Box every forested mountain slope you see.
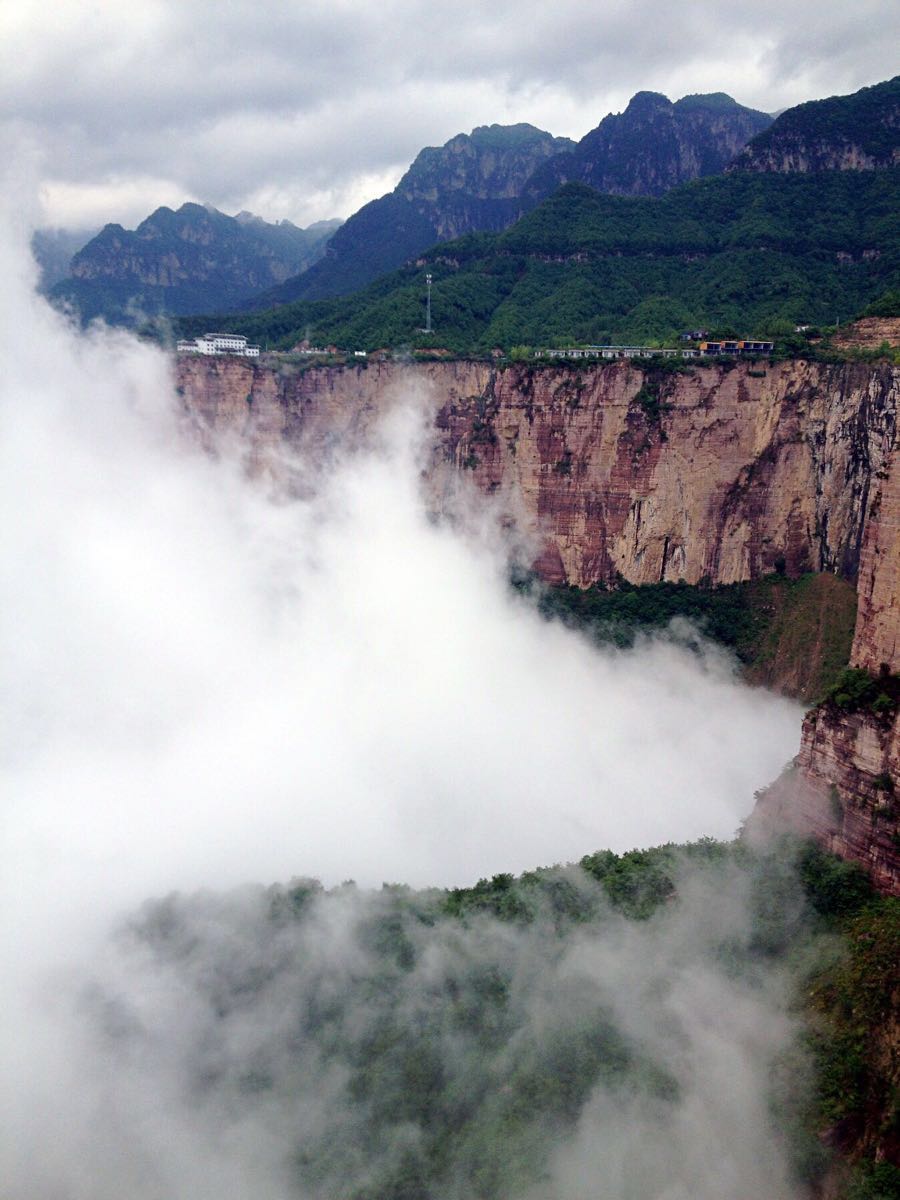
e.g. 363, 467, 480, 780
732, 75, 900, 173
187, 168, 900, 351
77, 837, 899, 1200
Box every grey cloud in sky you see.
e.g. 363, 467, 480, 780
3, 0, 898, 228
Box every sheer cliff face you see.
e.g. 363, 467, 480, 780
770, 416, 900, 894
177, 356, 898, 590
753, 699, 900, 895
853, 441, 900, 675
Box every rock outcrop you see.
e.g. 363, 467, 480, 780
832, 317, 900, 351
177, 353, 900, 889
747, 372, 900, 892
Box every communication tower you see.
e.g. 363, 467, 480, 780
421, 273, 433, 334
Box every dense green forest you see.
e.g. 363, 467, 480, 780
522, 572, 858, 703
104, 837, 899, 1199
178, 169, 900, 353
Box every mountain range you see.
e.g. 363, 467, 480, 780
176, 74, 898, 352
48, 205, 341, 323
46, 75, 900, 339
252, 92, 772, 307
48, 88, 773, 325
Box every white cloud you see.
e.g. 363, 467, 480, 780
0, 194, 800, 920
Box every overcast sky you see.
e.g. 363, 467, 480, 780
3, 0, 899, 231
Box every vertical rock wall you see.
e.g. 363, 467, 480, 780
767, 402, 900, 892
177, 356, 898, 590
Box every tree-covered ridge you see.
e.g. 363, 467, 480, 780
863, 290, 900, 318
96, 838, 898, 1199
183, 167, 900, 352
733, 75, 900, 172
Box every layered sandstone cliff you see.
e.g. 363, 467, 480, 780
177, 352, 900, 889
762, 423, 900, 892
177, 355, 898, 589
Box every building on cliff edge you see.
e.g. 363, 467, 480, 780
176, 333, 260, 358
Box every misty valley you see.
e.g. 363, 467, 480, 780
4, 65, 900, 1200
4, 259, 897, 1198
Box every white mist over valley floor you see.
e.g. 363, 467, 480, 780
0, 208, 805, 1198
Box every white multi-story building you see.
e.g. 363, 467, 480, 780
176, 332, 260, 357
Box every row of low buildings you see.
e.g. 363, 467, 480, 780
175, 335, 374, 360
174, 333, 776, 363
176, 333, 260, 357
536, 339, 774, 361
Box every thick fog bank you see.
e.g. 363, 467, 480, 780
0, 233, 800, 901
1, 209, 803, 1197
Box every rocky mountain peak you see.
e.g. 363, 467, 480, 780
624, 90, 672, 115
523, 89, 771, 201
397, 123, 574, 203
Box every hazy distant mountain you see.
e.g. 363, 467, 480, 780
523, 91, 772, 202
51, 204, 342, 323
31, 226, 98, 292
730, 75, 900, 173
255, 124, 574, 305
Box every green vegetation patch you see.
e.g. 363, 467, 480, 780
123, 832, 900, 1200
862, 290, 900, 319
522, 572, 857, 702
825, 668, 900, 716
807, 897, 900, 1170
